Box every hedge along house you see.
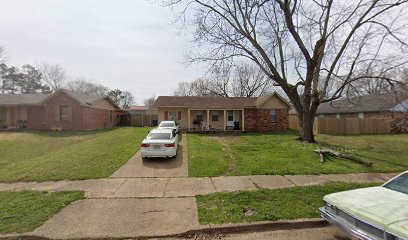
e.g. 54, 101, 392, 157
0, 89, 120, 130
153, 92, 290, 132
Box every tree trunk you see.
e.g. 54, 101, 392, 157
296, 108, 316, 143
302, 117, 315, 143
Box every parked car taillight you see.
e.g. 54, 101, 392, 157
165, 143, 175, 148
141, 143, 150, 147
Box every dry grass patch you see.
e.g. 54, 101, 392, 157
0, 132, 30, 141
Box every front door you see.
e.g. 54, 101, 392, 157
227, 110, 234, 127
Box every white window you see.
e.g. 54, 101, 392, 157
169, 111, 177, 121
211, 111, 219, 121
270, 109, 277, 123
358, 113, 364, 119
336, 113, 340, 119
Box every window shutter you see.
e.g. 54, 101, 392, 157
178, 111, 181, 120
164, 111, 168, 120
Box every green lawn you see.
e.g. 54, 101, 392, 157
0, 191, 83, 234
188, 131, 408, 177
0, 127, 150, 182
197, 182, 377, 224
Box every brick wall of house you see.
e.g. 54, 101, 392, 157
82, 107, 118, 130
27, 92, 84, 130
245, 108, 288, 131
27, 106, 46, 129
26, 91, 118, 131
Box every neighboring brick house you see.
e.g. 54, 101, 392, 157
316, 92, 408, 119
315, 92, 408, 133
0, 90, 120, 131
153, 92, 290, 132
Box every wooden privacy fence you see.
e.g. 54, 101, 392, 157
288, 115, 391, 135
288, 115, 299, 130
130, 114, 158, 127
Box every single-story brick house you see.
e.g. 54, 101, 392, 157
153, 92, 290, 131
316, 92, 408, 119
0, 89, 120, 131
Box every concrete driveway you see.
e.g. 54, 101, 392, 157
110, 133, 188, 178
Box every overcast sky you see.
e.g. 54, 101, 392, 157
0, 0, 200, 104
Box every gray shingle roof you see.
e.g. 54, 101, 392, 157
0, 93, 50, 106
67, 91, 107, 106
317, 92, 408, 114
153, 92, 289, 109
153, 96, 257, 109
0, 90, 117, 108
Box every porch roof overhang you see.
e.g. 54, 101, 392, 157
158, 106, 188, 108
189, 108, 246, 110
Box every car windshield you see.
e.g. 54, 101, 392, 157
159, 122, 175, 127
383, 173, 408, 194
147, 132, 171, 140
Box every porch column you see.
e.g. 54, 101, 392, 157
6, 107, 10, 126
15, 105, 17, 128
207, 109, 210, 130
223, 110, 226, 131
242, 109, 245, 131
188, 109, 191, 130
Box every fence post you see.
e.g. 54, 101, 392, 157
342, 118, 346, 135
314, 117, 319, 134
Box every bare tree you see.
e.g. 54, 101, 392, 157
174, 62, 272, 97
144, 96, 156, 107
174, 81, 195, 96
232, 63, 271, 97
121, 91, 135, 109
0, 47, 5, 64
108, 89, 136, 109
65, 77, 109, 95
39, 63, 66, 91
167, 0, 408, 142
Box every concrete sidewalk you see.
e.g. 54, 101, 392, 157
0, 173, 397, 239
32, 197, 201, 239
0, 172, 397, 198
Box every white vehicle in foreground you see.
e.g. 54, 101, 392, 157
158, 121, 180, 133
320, 171, 408, 240
140, 128, 179, 158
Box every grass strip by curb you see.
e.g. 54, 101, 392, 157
197, 182, 378, 224
0, 190, 84, 234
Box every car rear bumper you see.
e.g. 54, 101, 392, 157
140, 148, 177, 158
320, 207, 378, 240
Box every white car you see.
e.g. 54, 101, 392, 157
158, 121, 180, 133
140, 128, 179, 158
320, 171, 408, 240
